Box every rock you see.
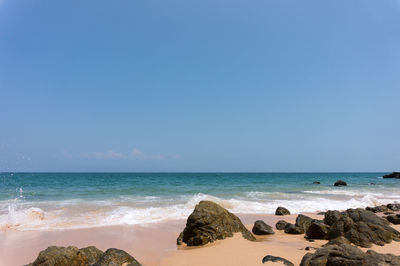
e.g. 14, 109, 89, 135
275, 220, 289, 230
324, 208, 400, 247
275, 206, 290, 216
284, 223, 304, 234
252, 220, 274, 235
387, 203, 400, 211
93, 248, 141, 266
387, 214, 400, 225
384, 211, 395, 215
262, 255, 294, 266
366, 205, 389, 213
369, 182, 375, 185
27, 246, 141, 266
313, 181, 320, 184
306, 221, 329, 240
79, 246, 104, 265
383, 172, 400, 179
334, 180, 347, 186
305, 246, 316, 251
296, 214, 314, 232
300, 243, 400, 266
317, 212, 326, 215
177, 201, 255, 246
323, 236, 351, 246
27, 246, 89, 266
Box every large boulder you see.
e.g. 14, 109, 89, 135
334, 180, 347, 186
252, 220, 274, 235
284, 223, 304, 234
93, 248, 141, 266
300, 243, 400, 266
284, 214, 315, 235
383, 172, 400, 179
275, 207, 290, 216
27, 246, 141, 266
177, 201, 255, 246
324, 208, 400, 247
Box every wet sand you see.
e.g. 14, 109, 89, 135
2, 213, 400, 266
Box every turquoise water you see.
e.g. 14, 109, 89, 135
1, 172, 399, 230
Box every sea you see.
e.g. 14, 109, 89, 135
1, 172, 398, 231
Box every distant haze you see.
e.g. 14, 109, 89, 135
0, 0, 399, 172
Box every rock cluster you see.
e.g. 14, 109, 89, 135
300, 243, 400, 266
26, 246, 141, 266
177, 201, 255, 246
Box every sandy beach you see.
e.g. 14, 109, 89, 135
2, 212, 400, 266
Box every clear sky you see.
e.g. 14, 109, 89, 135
0, 0, 399, 172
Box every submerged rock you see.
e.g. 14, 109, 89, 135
300, 243, 400, 266
252, 220, 274, 235
383, 172, 400, 179
177, 200, 255, 246
324, 208, 400, 247
275, 206, 290, 216
313, 181, 320, 184
334, 180, 347, 186
26, 246, 141, 266
262, 255, 294, 266
275, 220, 289, 230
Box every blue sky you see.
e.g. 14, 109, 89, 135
0, 0, 399, 172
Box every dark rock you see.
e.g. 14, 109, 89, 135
296, 214, 314, 232
275, 220, 289, 230
284, 223, 304, 234
26, 246, 141, 266
387, 214, 400, 225
177, 201, 255, 246
252, 220, 274, 235
323, 236, 351, 246
366, 205, 389, 213
306, 221, 329, 240
305, 246, 316, 251
262, 255, 294, 266
387, 203, 400, 211
384, 211, 395, 215
313, 181, 320, 184
334, 180, 347, 186
275, 206, 290, 216
317, 212, 326, 216
323, 208, 400, 247
369, 182, 375, 185
383, 172, 400, 179
300, 243, 400, 266
93, 248, 141, 266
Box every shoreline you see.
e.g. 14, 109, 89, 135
3, 211, 400, 266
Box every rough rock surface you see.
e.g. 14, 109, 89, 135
387, 203, 400, 211
366, 205, 389, 213
324, 208, 400, 247
262, 255, 294, 266
300, 243, 400, 266
334, 180, 347, 186
296, 214, 314, 232
306, 221, 329, 240
383, 172, 400, 179
284, 223, 304, 234
177, 200, 255, 246
276, 220, 289, 230
27, 246, 141, 266
252, 220, 274, 235
93, 248, 141, 266
387, 214, 400, 225
275, 206, 290, 216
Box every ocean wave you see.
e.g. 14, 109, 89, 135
2, 191, 400, 231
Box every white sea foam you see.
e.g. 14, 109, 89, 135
2, 191, 400, 231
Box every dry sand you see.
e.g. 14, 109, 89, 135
2, 213, 400, 266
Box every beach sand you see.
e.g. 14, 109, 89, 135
2, 213, 400, 266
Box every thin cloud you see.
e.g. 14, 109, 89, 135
80, 148, 180, 160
